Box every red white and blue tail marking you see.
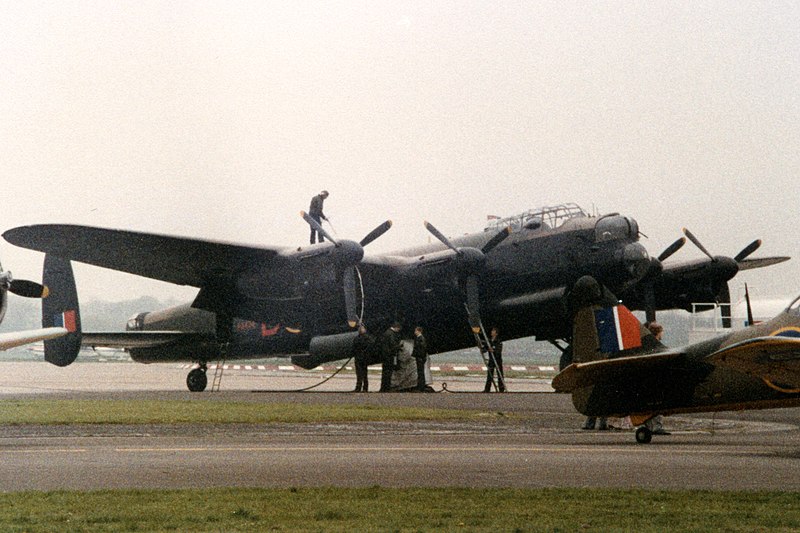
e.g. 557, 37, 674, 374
594, 305, 642, 353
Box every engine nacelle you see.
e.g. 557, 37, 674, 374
291, 331, 359, 369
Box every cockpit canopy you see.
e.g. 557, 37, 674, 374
595, 215, 639, 243
484, 203, 588, 233
485, 204, 640, 243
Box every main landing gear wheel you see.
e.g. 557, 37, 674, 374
635, 426, 652, 444
187, 367, 208, 392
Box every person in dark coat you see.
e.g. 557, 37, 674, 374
482, 326, 506, 392
411, 326, 428, 391
379, 322, 402, 392
308, 190, 329, 244
643, 321, 669, 435
351, 324, 375, 392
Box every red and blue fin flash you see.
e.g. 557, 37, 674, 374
52, 310, 77, 332
595, 305, 642, 353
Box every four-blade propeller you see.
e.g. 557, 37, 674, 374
643, 229, 788, 328
423, 221, 512, 333
682, 228, 762, 328
301, 212, 392, 327
644, 228, 786, 328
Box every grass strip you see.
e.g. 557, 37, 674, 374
1, 487, 799, 532
0, 399, 493, 425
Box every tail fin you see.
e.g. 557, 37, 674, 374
42, 254, 81, 366
570, 276, 652, 363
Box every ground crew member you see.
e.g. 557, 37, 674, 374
379, 322, 402, 392
308, 190, 329, 244
644, 321, 669, 435
482, 326, 506, 392
412, 326, 428, 392
351, 324, 375, 392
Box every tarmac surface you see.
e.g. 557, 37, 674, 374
3, 362, 800, 492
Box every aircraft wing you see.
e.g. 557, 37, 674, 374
82, 331, 211, 349
552, 351, 686, 393
3, 224, 287, 287
660, 255, 790, 276
707, 336, 800, 389
0, 327, 68, 351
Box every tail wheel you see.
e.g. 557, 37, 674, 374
187, 367, 208, 392
635, 426, 652, 444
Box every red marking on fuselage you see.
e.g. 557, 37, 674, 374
261, 323, 280, 337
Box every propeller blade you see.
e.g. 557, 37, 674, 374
657, 237, 686, 262
682, 228, 715, 261
9, 279, 49, 298
718, 283, 731, 328
737, 256, 790, 272
744, 283, 754, 327
465, 275, 481, 333
359, 220, 393, 247
734, 239, 762, 263
343, 266, 359, 328
424, 221, 459, 253
481, 226, 512, 254
300, 211, 337, 244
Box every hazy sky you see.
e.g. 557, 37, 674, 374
1, 1, 798, 307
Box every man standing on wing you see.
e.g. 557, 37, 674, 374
308, 190, 329, 244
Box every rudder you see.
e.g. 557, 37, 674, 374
42, 254, 81, 366
569, 276, 647, 363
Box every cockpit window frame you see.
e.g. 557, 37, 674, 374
484, 203, 588, 233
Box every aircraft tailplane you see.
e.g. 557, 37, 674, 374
42, 254, 81, 366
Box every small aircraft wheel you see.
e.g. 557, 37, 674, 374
635, 426, 652, 444
187, 368, 208, 392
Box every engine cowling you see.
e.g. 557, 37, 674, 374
291, 331, 360, 369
